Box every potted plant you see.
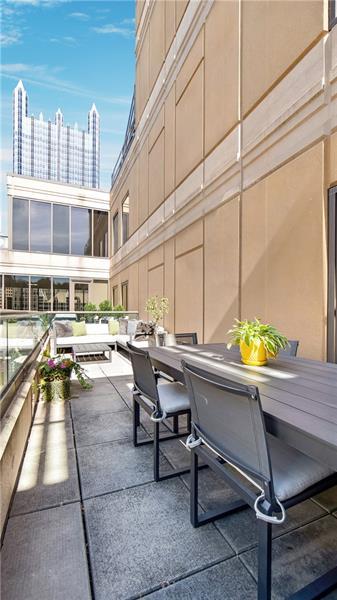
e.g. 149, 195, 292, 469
227, 318, 289, 366
37, 353, 92, 402
145, 296, 169, 345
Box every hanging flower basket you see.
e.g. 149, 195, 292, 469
41, 378, 71, 403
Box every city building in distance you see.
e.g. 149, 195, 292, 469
13, 80, 100, 189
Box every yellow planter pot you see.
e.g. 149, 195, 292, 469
240, 340, 268, 366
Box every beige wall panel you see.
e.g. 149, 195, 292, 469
241, 143, 325, 360
176, 29, 204, 102
204, 199, 240, 342
175, 219, 203, 257
138, 256, 148, 320
136, 28, 150, 123
149, 131, 165, 215
175, 247, 203, 342
148, 244, 164, 270
165, 0, 176, 54
204, 0, 239, 154
176, 0, 188, 29
164, 85, 176, 198
149, 106, 164, 151
164, 238, 175, 332
138, 139, 149, 226
128, 159, 139, 236
327, 131, 337, 188
128, 262, 139, 310
242, 0, 324, 115
136, 0, 145, 29
149, 0, 165, 92
176, 63, 204, 186
148, 265, 164, 300
90, 282, 108, 306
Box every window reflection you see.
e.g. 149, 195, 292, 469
74, 283, 88, 311
53, 205, 69, 254
71, 207, 92, 255
30, 201, 51, 252
122, 196, 129, 245
121, 281, 128, 310
53, 278, 69, 311
4, 275, 29, 310
13, 198, 29, 250
30, 276, 52, 311
93, 210, 108, 257
113, 212, 119, 254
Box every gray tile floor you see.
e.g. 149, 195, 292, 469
2, 354, 337, 600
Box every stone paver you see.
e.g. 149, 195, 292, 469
313, 485, 337, 513
1, 504, 91, 600
73, 409, 146, 447
85, 479, 234, 600
70, 391, 127, 418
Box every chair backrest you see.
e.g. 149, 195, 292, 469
279, 340, 299, 357
158, 332, 198, 346
182, 360, 273, 491
127, 343, 159, 408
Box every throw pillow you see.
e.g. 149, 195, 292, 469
54, 320, 73, 338
108, 319, 119, 335
127, 319, 139, 336
72, 321, 87, 336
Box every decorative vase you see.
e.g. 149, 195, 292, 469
41, 377, 71, 402
240, 340, 268, 366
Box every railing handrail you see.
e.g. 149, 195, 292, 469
1, 310, 139, 317
111, 88, 136, 187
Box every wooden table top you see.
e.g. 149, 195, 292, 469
148, 343, 337, 470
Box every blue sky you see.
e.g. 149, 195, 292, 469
0, 0, 136, 234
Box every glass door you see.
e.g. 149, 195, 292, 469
72, 282, 89, 312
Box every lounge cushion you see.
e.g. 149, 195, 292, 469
157, 382, 190, 415
119, 318, 128, 335
54, 320, 73, 337
72, 321, 87, 336
108, 319, 119, 335
127, 319, 139, 336
267, 434, 334, 501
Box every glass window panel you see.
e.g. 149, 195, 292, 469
53, 278, 69, 311
74, 283, 88, 311
71, 207, 92, 255
30, 276, 52, 311
4, 275, 29, 310
93, 210, 108, 257
53, 205, 69, 253
13, 198, 29, 250
113, 212, 119, 255
121, 281, 128, 310
122, 196, 129, 245
30, 201, 51, 252
112, 285, 118, 307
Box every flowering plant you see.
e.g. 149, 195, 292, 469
37, 353, 92, 391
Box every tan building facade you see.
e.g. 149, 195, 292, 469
110, 0, 337, 361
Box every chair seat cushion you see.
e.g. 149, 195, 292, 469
157, 381, 190, 415
267, 434, 335, 501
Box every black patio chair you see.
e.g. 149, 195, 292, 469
279, 339, 299, 357
127, 343, 192, 482
181, 361, 337, 600
157, 332, 198, 346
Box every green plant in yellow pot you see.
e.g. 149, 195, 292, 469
227, 318, 289, 366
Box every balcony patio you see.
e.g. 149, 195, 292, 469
2, 354, 337, 600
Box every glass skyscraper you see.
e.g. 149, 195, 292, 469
13, 80, 100, 189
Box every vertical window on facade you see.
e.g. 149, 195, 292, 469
329, 0, 337, 28
13, 198, 29, 251
113, 212, 119, 254
71, 207, 92, 255
53, 278, 69, 311
53, 204, 69, 253
0, 274, 2, 310
30, 276, 52, 311
121, 281, 128, 310
93, 210, 108, 257
4, 275, 29, 310
74, 282, 89, 311
112, 285, 118, 307
122, 195, 130, 245
30, 201, 51, 252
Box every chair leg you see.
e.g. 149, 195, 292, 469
190, 449, 199, 527
257, 519, 272, 600
172, 414, 179, 434
154, 421, 160, 482
133, 396, 140, 447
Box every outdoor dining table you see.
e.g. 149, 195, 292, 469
147, 342, 337, 600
